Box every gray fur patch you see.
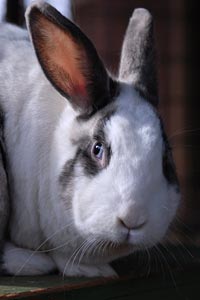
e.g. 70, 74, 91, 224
160, 121, 179, 188
59, 158, 76, 192
59, 106, 115, 190
75, 107, 115, 177
119, 8, 158, 106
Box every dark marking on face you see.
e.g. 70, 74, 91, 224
74, 122, 111, 177
59, 139, 99, 190
59, 106, 115, 188
160, 120, 179, 188
59, 158, 76, 189
78, 109, 114, 176
77, 147, 100, 176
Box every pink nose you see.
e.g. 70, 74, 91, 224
119, 218, 146, 230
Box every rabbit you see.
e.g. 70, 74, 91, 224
0, 1, 180, 277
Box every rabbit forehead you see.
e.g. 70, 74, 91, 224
59, 82, 161, 183
75, 83, 160, 140
69, 83, 161, 177
107, 84, 162, 159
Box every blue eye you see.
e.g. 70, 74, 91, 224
92, 142, 104, 160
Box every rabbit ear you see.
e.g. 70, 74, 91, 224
25, 2, 111, 114
119, 9, 158, 106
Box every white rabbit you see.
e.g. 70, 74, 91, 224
0, 1, 180, 277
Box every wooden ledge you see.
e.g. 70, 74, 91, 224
0, 245, 200, 299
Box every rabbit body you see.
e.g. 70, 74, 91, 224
0, 3, 180, 277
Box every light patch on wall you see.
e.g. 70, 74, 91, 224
0, 0, 6, 22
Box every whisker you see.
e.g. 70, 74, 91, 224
96, 239, 106, 258
154, 244, 177, 288
174, 216, 193, 233
75, 238, 95, 267
152, 246, 166, 280
70, 241, 89, 272
38, 237, 77, 253
168, 236, 194, 259
160, 243, 181, 268
85, 238, 100, 258
145, 247, 151, 277
95, 239, 107, 258
170, 224, 195, 245
62, 238, 91, 277
101, 240, 110, 257
171, 145, 200, 150
14, 221, 74, 276
169, 127, 200, 140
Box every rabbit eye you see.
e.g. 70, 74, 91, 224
92, 142, 104, 160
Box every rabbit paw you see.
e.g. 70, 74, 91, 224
52, 254, 117, 277
2, 242, 56, 275
65, 264, 118, 278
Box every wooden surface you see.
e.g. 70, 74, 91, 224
0, 245, 200, 299
0, 276, 107, 299
0, 270, 200, 300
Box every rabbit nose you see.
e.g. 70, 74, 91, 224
119, 217, 147, 231
118, 203, 147, 231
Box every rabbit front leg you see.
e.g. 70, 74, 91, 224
52, 253, 117, 278
2, 242, 56, 275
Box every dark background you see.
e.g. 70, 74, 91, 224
5, 0, 200, 245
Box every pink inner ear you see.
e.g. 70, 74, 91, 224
33, 14, 89, 104
72, 82, 88, 98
